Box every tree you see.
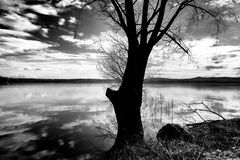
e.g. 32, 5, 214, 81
97, 33, 128, 82
64, 0, 238, 150
97, 33, 163, 83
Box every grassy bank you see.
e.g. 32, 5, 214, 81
92, 118, 240, 160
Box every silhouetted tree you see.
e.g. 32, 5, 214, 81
97, 33, 163, 83
62, 0, 238, 150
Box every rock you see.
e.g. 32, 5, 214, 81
156, 124, 193, 142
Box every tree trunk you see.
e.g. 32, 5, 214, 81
106, 47, 150, 149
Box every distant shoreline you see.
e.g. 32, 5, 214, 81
145, 77, 240, 85
1, 76, 240, 85
0, 76, 114, 84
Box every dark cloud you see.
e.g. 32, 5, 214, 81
0, 62, 10, 67
27, 5, 106, 54
0, 51, 49, 63
229, 54, 238, 58
185, 20, 240, 46
205, 65, 225, 71
0, 8, 8, 16
0, 1, 107, 56
211, 55, 226, 64
212, 60, 222, 64
229, 49, 240, 53
220, 22, 240, 46
211, 55, 226, 61
24, 0, 51, 5
211, 54, 238, 64
0, 24, 11, 29
0, 51, 80, 63
0, 52, 32, 60
204, 95, 226, 101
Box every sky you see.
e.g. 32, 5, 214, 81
0, 0, 240, 79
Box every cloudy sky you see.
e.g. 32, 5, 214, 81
0, 0, 240, 79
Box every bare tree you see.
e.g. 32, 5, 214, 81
97, 33, 128, 82
97, 33, 160, 82
57, 0, 238, 150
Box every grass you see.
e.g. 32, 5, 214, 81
92, 139, 204, 160
94, 116, 240, 160
189, 118, 240, 150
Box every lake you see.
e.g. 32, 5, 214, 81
0, 83, 240, 159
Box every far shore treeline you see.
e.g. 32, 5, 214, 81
0, 76, 114, 84
0, 76, 240, 85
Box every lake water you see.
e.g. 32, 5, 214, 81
0, 83, 240, 159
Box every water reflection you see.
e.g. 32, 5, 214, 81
0, 83, 240, 159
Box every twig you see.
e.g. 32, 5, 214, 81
180, 101, 225, 124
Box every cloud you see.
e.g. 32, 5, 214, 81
25, 13, 38, 20
0, 13, 40, 31
234, 67, 240, 74
209, 0, 240, 7
146, 36, 240, 78
211, 54, 227, 64
0, 0, 58, 16
205, 65, 226, 71
0, 47, 102, 79
0, 29, 31, 37
229, 49, 240, 53
0, 0, 25, 13
69, 17, 77, 24
220, 23, 240, 46
29, 4, 58, 16
229, 54, 237, 58
5, 61, 100, 79
0, 48, 97, 63
0, 0, 108, 79
1, 1, 240, 79
61, 35, 94, 47
40, 28, 48, 37
0, 36, 52, 54
58, 18, 65, 25
61, 31, 125, 52
0, 52, 33, 61
211, 55, 227, 61
56, 0, 91, 9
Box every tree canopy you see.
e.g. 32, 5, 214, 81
76, 0, 238, 54
80, 0, 239, 82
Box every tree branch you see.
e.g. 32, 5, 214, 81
164, 32, 190, 54
101, 9, 124, 29
125, 0, 138, 46
185, 3, 224, 36
146, 0, 162, 29
111, 0, 128, 33
150, 0, 192, 47
140, 0, 149, 46
148, 0, 168, 46
115, 0, 126, 16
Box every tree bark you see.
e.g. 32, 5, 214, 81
106, 47, 150, 150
